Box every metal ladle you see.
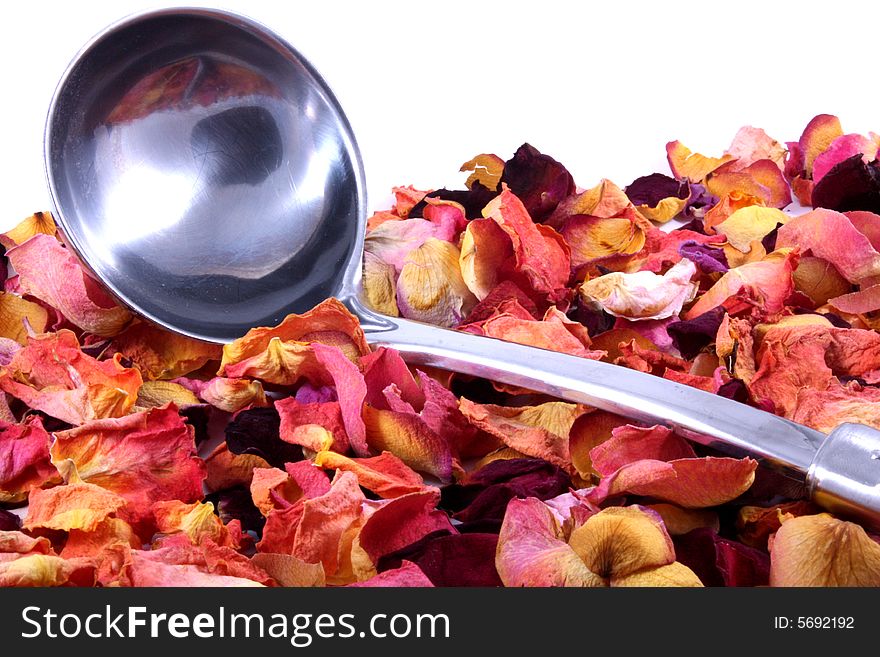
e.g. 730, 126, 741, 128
44, 8, 880, 526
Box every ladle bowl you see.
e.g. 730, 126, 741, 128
45, 8, 880, 527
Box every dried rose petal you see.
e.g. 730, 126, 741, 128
458, 217, 513, 301
714, 206, 789, 253
483, 188, 571, 300
0, 330, 142, 425
666, 141, 734, 182
776, 208, 880, 284
590, 456, 757, 508
50, 405, 206, 529
362, 251, 399, 316
313, 450, 428, 499
397, 238, 477, 327
495, 498, 600, 587
24, 482, 126, 533
153, 500, 239, 547
770, 514, 880, 586
349, 560, 433, 587
0, 212, 57, 248
459, 399, 586, 474
684, 251, 797, 320
725, 126, 786, 171
0, 415, 58, 503
706, 160, 791, 209
0, 554, 96, 587
579, 259, 697, 321
0, 292, 48, 344
250, 552, 325, 587
219, 298, 369, 384
589, 424, 695, 476
625, 173, 690, 223
5, 234, 131, 337
498, 143, 575, 222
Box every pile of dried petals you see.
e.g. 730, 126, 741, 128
2, 114, 880, 587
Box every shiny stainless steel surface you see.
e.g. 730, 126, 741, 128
807, 424, 880, 528
45, 8, 365, 343
46, 8, 880, 527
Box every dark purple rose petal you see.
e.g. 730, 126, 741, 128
180, 404, 212, 446
679, 240, 729, 274
499, 143, 576, 222
716, 379, 750, 404
625, 172, 689, 206
0, 508, 21, 531
378, 532, 502, 586
666, 307, 727, 359
409, 184, 499, 220
812, 155, 880, 213
567, 300, 615, 337
440, 458, 572, 522
676, 218, 708, 234
760, 222, 785, 252
673, 527, 770, 587
205, 485, 266, 537
683, 183, 718, 218
225, 406, 303, 467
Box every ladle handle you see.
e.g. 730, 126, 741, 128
354, 303, 880, 527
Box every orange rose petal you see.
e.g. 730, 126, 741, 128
50, 405, 206, 529
0, 211, 57, 248
0, 530, 53, 556
459, 399, 586, 475
313, 450, 427, 499
24, 482, 127, 532
495, 497, 602, 587
0, 554, 96, 587
258, 471, 365, 581
466, 308, 605, 359
0, 292, 48, 345
799, 114, 844, 177
128, 538, 273, 587
153, 500, 239, 547
219, 298, 370, 382
706, 159, 792, 209
0, 330, 142, 425
483, 187, 570, 300
666, 141, 735, 182
204, 443, 270, 492
769, 514, 880, 586
684, 251, 798, 320
460, 153, 505, 190
568, 410, 631, 480
589, 456, 757, 508
110, 321, 221, 380
391, 185, 430, 217
250, 552, 326, 587
363, 405, 455, 482
5, 233, 131, 337
561, 215, 648, 269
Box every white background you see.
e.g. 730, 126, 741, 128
1, 0, 878, 231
